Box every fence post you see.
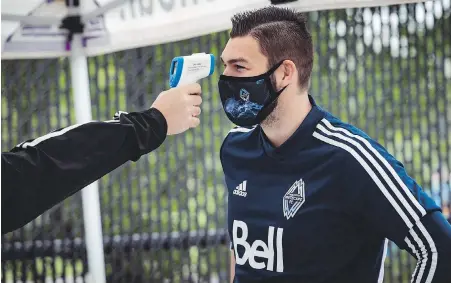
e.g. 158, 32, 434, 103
69, 33, 106, 283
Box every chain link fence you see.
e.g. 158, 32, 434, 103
2, 3, 450, 283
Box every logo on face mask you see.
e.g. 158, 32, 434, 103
239, 89, 250, 101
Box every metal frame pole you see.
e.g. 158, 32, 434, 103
69, 32, 106, 283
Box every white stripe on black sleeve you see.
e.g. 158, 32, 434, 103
313, 118, 438, 283
405, 221, 438, 283
408, 229, 429, 282
312, 130, 414, 227
416, 222, 438, 283
377, 239, 389, 283
405, 235, 422, 282
19, 120, 119, 148
21, 123, 84, 148
321, 119, 426, 217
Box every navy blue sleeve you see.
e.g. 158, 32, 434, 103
346, 146, 441, 246
314, 117, 450, 282
404, 211, 451, 283
345, 142, 451, 283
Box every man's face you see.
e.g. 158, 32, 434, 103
220, 36, 281, 127
221, 36, 269, 77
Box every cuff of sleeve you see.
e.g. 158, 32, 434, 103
125, 107, 169, 160
148, 108, 168, 137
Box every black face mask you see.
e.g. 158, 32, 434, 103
218, 61, 288, 127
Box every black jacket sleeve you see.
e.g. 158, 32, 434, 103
1, 108, 167, 234
403, 211, 451, 283
345, 142, 451, 283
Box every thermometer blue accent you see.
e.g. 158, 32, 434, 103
169, 57, 184, 88
209, 54, 215, 76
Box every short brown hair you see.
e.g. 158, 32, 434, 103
230, 6, 313, 89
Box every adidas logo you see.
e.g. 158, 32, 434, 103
233, 181, 247, 197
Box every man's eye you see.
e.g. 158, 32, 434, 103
235, 65, 245, 71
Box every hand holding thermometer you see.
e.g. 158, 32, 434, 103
169, 53, 215, 88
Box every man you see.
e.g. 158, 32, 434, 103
219, 6, 451, 283
2, 83, 202, 234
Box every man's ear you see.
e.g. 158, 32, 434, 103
280, 60, 296, 83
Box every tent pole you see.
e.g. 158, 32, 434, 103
69, 33, 106, 283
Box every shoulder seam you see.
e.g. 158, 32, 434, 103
220, 126, 257, 163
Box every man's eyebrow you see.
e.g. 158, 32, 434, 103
220, 57, 249, 64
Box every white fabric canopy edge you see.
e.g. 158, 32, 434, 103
1, 0, 425, 60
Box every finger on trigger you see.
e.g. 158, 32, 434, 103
190, 95, 202, 106
186, 83, 201, 94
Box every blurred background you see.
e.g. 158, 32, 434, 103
1, 1, 450, 282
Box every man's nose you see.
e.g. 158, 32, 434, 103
222, 67, 233, 76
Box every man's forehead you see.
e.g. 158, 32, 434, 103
220, 55, 249, 64
221, 36, 262, 63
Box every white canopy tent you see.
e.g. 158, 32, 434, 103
1, 0, 424, 282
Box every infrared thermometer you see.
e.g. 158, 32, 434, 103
169, 53, 215, 88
